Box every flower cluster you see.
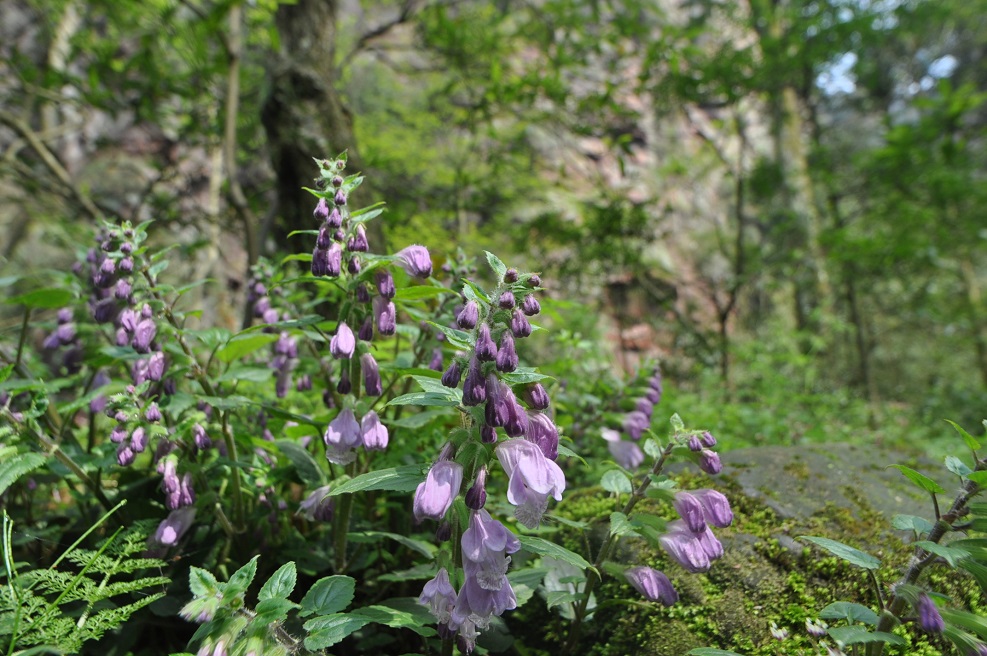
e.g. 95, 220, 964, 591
687, 428, 722, 475
601, 364, 663, 470
323, 407, 388, 465
659, 489, 732, 573
42, 308, 82, 374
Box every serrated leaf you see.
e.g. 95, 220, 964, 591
946, 456, 973, 477
601, 470, 632, 495
302, 613, 369, 649
946, 420, 981, 450
891, 514, 934, 535
799, 536, 880, 570
609, 512, 638, 537
215, 333, 279, 363
642, 438, 662, 459
259, 562, 297, 601
254, 597, 298, 624
484, 251, 508, 279
223, 556, 259, 601
329, 466, 425, 496
913, 541, 969, 566
517, 535, 594, 574
888, 465, 945, 494
275, 440, 325, 487
828, 626, 905, 646
352, 598, 437, 637
299, 576, 355, 617
819, 601, 879, 626
0, 452, 47, 496
5, 288, 73, 309
348, 531, 436, 559
188, 567, 219, 597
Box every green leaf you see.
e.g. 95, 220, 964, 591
329, 466, 426, 496
508, 567, 548, 608
517, 535, 594, 574
0, 363, 14, 384
254, 597, 298, 624
0, 452, 46, 496
891, 514, 934, 535
556, 444, 585, 463
217, 364, 274, 384
425, 321, 472, 350
5, 288, 73, 309
188, 567, 219, 598
299, 576, 356, 617
642, 439, 663, 459
827, 626, 905, 646
946, 419, 981, 451
215, 333, 279, 363
484, 251, 508, 279
968, 471, 987, 486
798, 536, 880, 570
888, 465, 945, 494
303, 613, 370, 649
347, 531, 436, 559
394, 285, 451, 301
223, 556, 259, 601
275, 440, 325, 487
609, 512, 638, 538
351, 598, 437, 637
913, 541, 970, 566
601, 470, 632, 495
941, 608, 987, 640
686, 650, 746, 656
946, 456, 974, 477
500, 368, 553, 385
385, 391, 461, 408
545, 590, 583, 610
259, 562, 297, 601
819, 601, 879, 626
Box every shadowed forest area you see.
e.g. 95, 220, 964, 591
2, 0, 987, 654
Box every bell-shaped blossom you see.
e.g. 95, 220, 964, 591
692, 489, 733, 528
622, 410, 650, 441
361, 410, 388, 450
603, 428, 645, 470
358, 315, 374, 341
461, 509, 520, 589
330, 322, 355, 359
495, 332, 518, 372
495, 439, 565, 529
498, 291, 515, 309
347, 224, 369, 252
324, 408, 362, 464
130, 427, 148, 453
474, 324, 497, 362
327, 206, 343, 228
313, 197, 330, 220
414, 459, 463, 521
419, 568, 457, 626
701, 431, 717, 447
132, 319, 157, 353
484, 375, 511, 428
374, 270, 395, 299
625, 566, 678, 607
523, 383, 550, 410
698, 449, 723, 475
361, 353, 382, 396
395, 244, 432, 278
457, 301, 479, 329
462, 359, 486, 406
441, 360, 462, 388
659, 528, 711, 573
673, 492, 707, 533
525, 411, 559, 460
153, 506, 196, 547
192, 423, 212, 450
373, 297, 396, 336
298, 484, 335, 522
465, 467, 488, 510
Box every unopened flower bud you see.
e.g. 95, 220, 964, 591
480, 424, 497, 444
337, 367, 351, 394
441, 361, 462, 388
510, 310, 532, 338
435, 521, 452, 542
334, 190, 347, 206
496, 332, 518, 372
327, 207, 343, 229
520, 294, 540, 316
523, 383, 550, 410
474, 324, 497, 362
498, 290, 515, 309
428, 348, 443, 371
330, 322, 356, 359
347, 257, 361, 274
356, 282, 371, 303
395, 244, 432, 278
313, 198, 330, 221
457, 301, 479, 329
145, 403, 162, 422
698, 449, 722, 475
528, 274, 541, 287
688, 435, 703, 452
465, 467, 488, 510
701, 431, 717, 447
361, 353, 382, 396
462, 359, 486, 406
916, 593, 944, 633
347, 224, 368, 252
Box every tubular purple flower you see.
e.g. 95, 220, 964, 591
130, 426, 148, 453
441, 360, 462, 388
116, 443, 136, 466
325, 242, 343, 277
330, 322, 356, 359
373, 297, 396, 336
635, 396, 654, 418
688, 435, 703, 452
465, 467, 488, 510
474, 324, 497, 362
312, 246, 331, 277
297, 485, 335, 521
607, 437, 645, 470
316, 224, 333, 249
413, 459, 464, 521
375, 270, 395, 299
462, 359, 486, 406
625, 567, 678, 606
324, 408, 362, 464
419, 568, 458, 625
337, 367, 351, 394
395, 244, 432, 278
645, 387, 660, 404
520, 294, 540, 316
698, 449, 723, 475
314, 197, 330, 220
701, 431, 717, 448
484, 375, 510, 428
525, 411, 559, 460
498, 291, 515, 309
192, 423, 211, 450
916, 593, 944, 633
361, 410, 388, 450
334, 189, 347, 206
495, 332, 518, 373
114, 279, 132, 300
429, 348, 444, 371
179, 473, 195, 507
132, 319, 157, 353
480, 425, 497, 444
356, 282, 371, 303
659, 529, 711, 573
457, 301, 480, 329
622, 410, 650, 441
510, 310, 532, 338
673, 492, 707, 533
327, 207, 343, 228
692, 489, 733, 527
495, 439, 565, 529
147, 351, 166, 381
358, 315, 374, 341
153, 507, 196, 547
361, 353, 382, 396
503, 390, 528, 438
523, 383, 550, 410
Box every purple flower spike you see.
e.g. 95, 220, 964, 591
510, 310, 532, 338
495, 439, 566, 529
420, 568, 458, 626
361, 410, 388, 450
625, 566, 678, 607
916, 593, 944, 633
525, 411, 559, 460
298, 484, 334, 522
457, 301, 480, 329
361, 353, 382, 396
414, 459, 464, 521
474, 324, 497, 362
693, 489, 733, 527
324, 408, 362, 464
523, 383, 550, 410
395, 244, 432, 278
153, 507, 196, 547
659, 529, 711, 573
462, 359, 486, 406
698, 449, 722, 475
441, 360, 462, 388
520, 294, 540, 316
495, 332, 518, 372
673, 492, 707, 533
330, 322, 356, 359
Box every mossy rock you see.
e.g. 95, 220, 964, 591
504, 443, 983, 656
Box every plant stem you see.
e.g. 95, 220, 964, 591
333, 461, 356, 572
14, 308, 30, 369
564, 441, 676, 651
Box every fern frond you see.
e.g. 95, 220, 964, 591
90, 576, 171, 603
78, 591, 166, 642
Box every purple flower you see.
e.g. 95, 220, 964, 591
688, 435, 703, 452
523, 383, 550, 410
114, 279, 132, 300
462, 359, 486, 406
356, 282, 371, 303
635, 396, 654, 418
334, 189, 347, 206
395, 244, 432, 278
324, 408, 362, 464
361, 410, 388, 450
495, 332, 518, 373
673, 492, 707, 533
347, 224, 369, 252
361, 353, 382, 396
622, 410, 650, 441
480, 425, 497, 444
701, 431, 717, 447
153, 507, 196, 547
358, 315, 374, 341
659, 529, 711, 573
465, 467, 487, 510
429, 348, 444, 371
130, 426, 148, 453
645, 387, 660, 404
327, 207, 343, 228
698, 449, 722, 475
442, 360, 462, 388
460, 509, 521, 586
419, 568, 457, 625
520, 294, 540, 316
457, 301, 480, 329
484, 376, 510, 428
498, 291, 515, 309
692, 489, 733, 528
336, 367, 351, 394
116, 443, 136, 466
625, 567, 678, 606
298, 485, 335, 522
606, 434, 645, 470
375, 270, 395, 299
145, 405, 162, 425
916, 593, 944, 633
474, 324, 497, 362
192, 423, 212, 450
147, 351, 166, 381
132, 319, 157, 353
495, 439, 566, 529
373, 297, 396, 336
525, 411, 559, 460
314, 197, 330, 220
414, 459, 464, 521
510, 310, 532, 338
330, 322, 355, 359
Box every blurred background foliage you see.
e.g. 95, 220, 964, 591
2, 0, 987, 457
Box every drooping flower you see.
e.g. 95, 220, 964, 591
525, 411, 559, 460
673, 492, 707, 533
419, 568, 458, 626
916, 593, 945, 633
153, 506, 196, 547
624, 566, 678, 606
330, 322, 355, 359
474, 324, 497, 362
510, 310, 532, 338
603, 428, 644, 470
441, 360, 462, 388
522, 383, 550, 410
692, 489, 733, 528
659, 528, 711, 573
495, 332, 518, 373
375, 270, 395, 299
324, 408, 362, 464
622, 410, 650, 441
298, 485, 335, 522
698, 449, 723, 475
520, 294, 540, 316
457, 301, 480, 329
464, 467, 488, 510
361, 352, 382, 396
413, 458, 464, 521
395, 244, 432, 278
361, 410, 388, 450
373, 297, 396, 336
462, 359, 486, 406
495, 439, 565, 529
